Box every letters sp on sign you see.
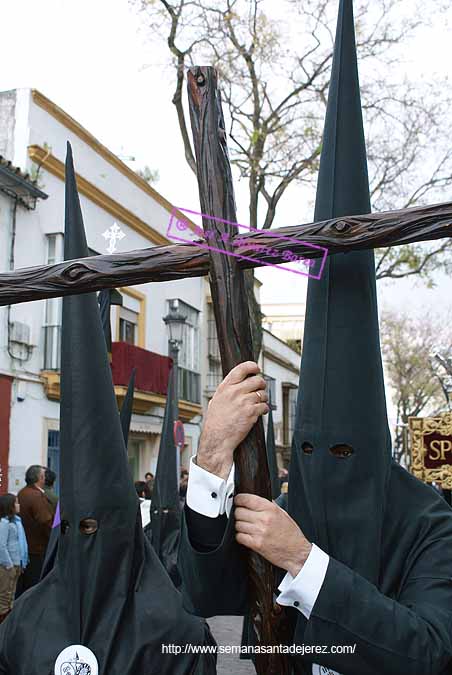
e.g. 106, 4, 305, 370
409, 414, 452, 489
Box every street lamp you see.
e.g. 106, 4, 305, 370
163, 299, 187, 484
163, 299, 187, 423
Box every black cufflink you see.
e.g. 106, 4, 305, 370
293, 601, 299, 607
211, 492, 217, 498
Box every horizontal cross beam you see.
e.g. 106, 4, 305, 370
0, 201, 451, 306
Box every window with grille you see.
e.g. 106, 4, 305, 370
119, 319, 136, 344
288, 386, 298, 439
43, 234, 63, 370
167, 299, 201, 404
119, 306, 138, 345
263, 375, 277, 410
43, 238, 101, 370
282, 384, 298, 446
206, 303, 222, 392
174, 300, 200, 372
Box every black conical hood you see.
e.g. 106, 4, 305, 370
98, 289, 113, 354
98, 288, 123, 355
120, 368, 136, 449
40, 502, 61, 580
59, 142, 142, 639
266, 391, 280, 500
288, 0, 391, 584
151, 364, 179, 511
150, 364, 181, 584
40, 343, 136, 585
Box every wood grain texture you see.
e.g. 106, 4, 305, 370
0, 203, 451, 306
187, 66, 289, 675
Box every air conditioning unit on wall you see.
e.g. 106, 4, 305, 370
9, 321, 35, 362
10, 321, 32, 346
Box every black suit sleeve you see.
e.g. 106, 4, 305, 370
298, 546, 452, 675
184, 505, 229, 551
192, 621, 218, 674
177, 504, 249, 617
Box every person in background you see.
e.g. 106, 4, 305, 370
279, 480, 288, 510
43, 468, 58, 515
16, 466, 53, 595
0, 494, 29, 623
145, 472, 154, 499
278, 467, 288, 490
134, 481, 152, 528
179, 469, 189, 508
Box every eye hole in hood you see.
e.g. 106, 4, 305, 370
79, 518, 98, 535
329, 444, 354, 459
301, 442, 314, 455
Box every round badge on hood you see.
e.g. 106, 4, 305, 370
54, 645, 99, 675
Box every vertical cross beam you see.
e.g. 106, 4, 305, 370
187, 66, 289, 675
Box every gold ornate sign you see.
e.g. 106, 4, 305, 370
409, 413, 452, 488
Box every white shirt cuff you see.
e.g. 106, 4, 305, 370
186, 456, 235, 518
276, 543, 330, 619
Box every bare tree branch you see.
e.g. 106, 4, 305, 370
133, 0, 452, 284
381, 309, 452, 460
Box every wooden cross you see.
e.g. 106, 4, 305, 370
0, 195, 451, 306
1, 66, 451, 674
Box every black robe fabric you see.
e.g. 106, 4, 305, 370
0, 143, 216, 675
150, 364, 182, 586
266, 391, 280, 501
39, 502, 60, 581
177, 1, 452, 673
119, 367, 136, 449
39, 359, 137, 582
97, 288, 122, 355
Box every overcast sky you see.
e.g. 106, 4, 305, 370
1, 0, 451, 320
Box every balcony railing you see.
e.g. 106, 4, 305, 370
42, 332, 201, 405
112, 341, 201, 405
112, 341, 173, 395
206, 318, 223, 393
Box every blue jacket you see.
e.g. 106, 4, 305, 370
0, 516, 29, 569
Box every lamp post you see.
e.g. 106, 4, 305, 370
163, 300, 187, 480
